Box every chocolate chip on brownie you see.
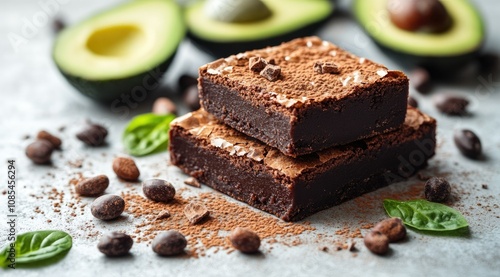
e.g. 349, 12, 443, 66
313, 61, 340, 74
260, 64, 281, 81
249, 57, 268, 72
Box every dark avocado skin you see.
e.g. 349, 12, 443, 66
56, 52, 176, 103
188, 16, 331, 58
374, 41, 483, 77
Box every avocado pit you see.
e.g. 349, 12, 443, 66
204, 0, 272, 23
387, 0, 452, 33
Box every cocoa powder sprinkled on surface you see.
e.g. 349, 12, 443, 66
122, 190, 314, 257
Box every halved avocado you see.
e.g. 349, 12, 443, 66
354, 0, 484, 72
53, 0, 185, 102
185, 0, 334, 57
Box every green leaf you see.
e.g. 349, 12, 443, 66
123, 113, 176, 156
0, 230, 72, 268
383, 199, 469, 232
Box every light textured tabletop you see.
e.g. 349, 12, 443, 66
1, 0, 499, 276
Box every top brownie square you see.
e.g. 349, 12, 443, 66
198, 36, 409, 157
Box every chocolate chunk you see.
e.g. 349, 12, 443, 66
183, 85, 201, 111
372, 218, 406, 242
260, 64, 281, 81
434, 94, 469, 115
364, 231, 389, 255
249, 57, 267, 72
152, 230, 187, 256
482, 184, 488, 189
313, 61, 340, 74
184, 202, 209, 224
229, 227, 261, 254
408, 96, 418, 108
142, 179, 175, 203
26, 140, 54, 164
156, 210, 171, 220
91, 195, 125, 220
76, 123, 108, 146
453, 129, 482, 159
152, 97, 177, 115
37, 130, 62, 149
76, 175, 109, 196
113, 157, 140, 181
410, 67, 432, 93
425, 177, 451, 202
98, 232, 133, 257
183, 177, 201, 188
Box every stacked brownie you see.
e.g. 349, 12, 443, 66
169, 37, 437, 221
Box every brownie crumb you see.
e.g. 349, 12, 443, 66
260, 64, 281, 81
249, 57, 267, 72
184, 177, 201, 188
313, 61, 340, 74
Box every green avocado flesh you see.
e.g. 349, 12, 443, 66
53, 0, 185, 102
354, 0, 484, 57
186, 0, 333, 42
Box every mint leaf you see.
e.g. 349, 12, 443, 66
383, 199, 469, 232
123, 113, 176, 156
0, 230, 72, 268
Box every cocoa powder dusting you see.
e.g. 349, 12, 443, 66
122, 190, 314, 257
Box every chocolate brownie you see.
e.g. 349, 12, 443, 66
198, 36, 409, 157
169, 107, 436, 221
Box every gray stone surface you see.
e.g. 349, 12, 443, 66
1, 0, 499, 276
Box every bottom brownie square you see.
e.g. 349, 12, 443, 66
169, 107, 436, 221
